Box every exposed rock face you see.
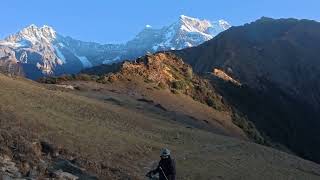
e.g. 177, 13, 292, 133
0, 25, 85, 79
0, 47, 24, 76
2, 25, 64, 75
0, 155, 22, 179
175, 17, 320, 163
212, 68, 241, 86
120, 53, 188, 84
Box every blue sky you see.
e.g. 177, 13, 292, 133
1, 0, 319, 43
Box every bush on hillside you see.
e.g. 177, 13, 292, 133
96, 76, 108, 84
74, 74, 92, 81
171, 80, 187, 90
38, 77, 59, 84
184, 67, 193, 80
232, 112, 265, 144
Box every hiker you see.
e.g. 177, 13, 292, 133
146, 148, 176, 180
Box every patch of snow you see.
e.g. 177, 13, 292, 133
36, 62, 42, 69
113, 56, 120, 61
8, 24, 57, 45
0, 41, 22, 48
58, 43, 65, 47
152, 45, 159, 51
103, 56, 121, 64
163, 26, 175, 47
53, 46, 66, 64
180, 15, 198, 21
17, 40, 30, 47
219, 20, 231, 30
145, 25, 152, 28
179, 15, 212, 33
185, 42, 193, 47
75, 55, 92, 68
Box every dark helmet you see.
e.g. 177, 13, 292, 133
160, 148, 170, 157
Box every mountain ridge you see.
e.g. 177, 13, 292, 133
174, 16, 320, 163
0, 15, 230, 80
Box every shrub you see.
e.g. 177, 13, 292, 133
184, 67, 193, 80
76, 74, 92, 81
57, 74, 74, 82
96, 76, 108, 84
232, 112, 265, 144
38, 77, 58, 84
108, 74, 118, 83
90, 75, 100, 81
206, 97, 215, 107
171, 80, 187, 90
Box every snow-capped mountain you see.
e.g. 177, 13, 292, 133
0, 25, 104, 79
0, 15, 230, 79
0, 25, 62, 76
126, 15, 231, 52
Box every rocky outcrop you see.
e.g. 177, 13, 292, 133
212, 68, 241, 86
86, 52, 227, 112
0, 47, 24, 76
0, 130, 97, 180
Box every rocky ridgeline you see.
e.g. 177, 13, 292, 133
103, 52, 226, 111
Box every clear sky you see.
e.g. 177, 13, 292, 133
1, 0, 319, 43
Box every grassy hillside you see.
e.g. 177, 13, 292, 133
1, 74, 320, 179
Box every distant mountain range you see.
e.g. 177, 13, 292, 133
0, 15, 230, 79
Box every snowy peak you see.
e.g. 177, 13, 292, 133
5, 24, 57, 45
126, 15, 231, 53
178, 15, 212, 33
218, 20, 231, 30
177, 15, 231, 37
0, 24, 67, 76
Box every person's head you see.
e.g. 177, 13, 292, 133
160, 148, 170, 159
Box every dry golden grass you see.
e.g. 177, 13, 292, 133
1, 74, 320, 179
